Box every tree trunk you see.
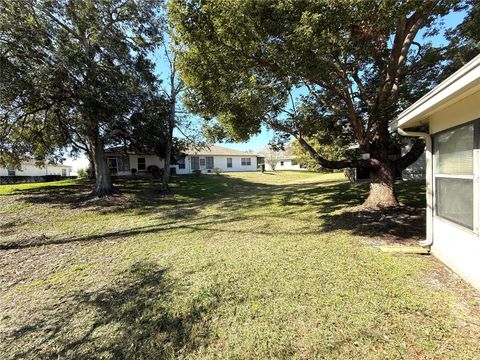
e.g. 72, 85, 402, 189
161, 136, 172, 191
87, 151, 96, 179
362, 160, 399, 209
90, 134, 115, 197
161, 101, 175, 192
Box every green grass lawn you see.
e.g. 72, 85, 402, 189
1, 171, 479, 359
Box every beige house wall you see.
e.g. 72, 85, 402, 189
429, 89, 480, 134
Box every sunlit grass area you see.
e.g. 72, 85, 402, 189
1, 171, 479, 359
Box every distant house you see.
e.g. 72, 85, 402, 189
0, 160, 72, 183
104, 149, 164, 176
394, 53, 480, 290
401, 141, 426, 181
264, 155, 306, 171
104, 145, 258, 175
175, 145, 258, 174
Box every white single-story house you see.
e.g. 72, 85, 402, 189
0, 160, 72, 177
264, 156, 307, 171
104, 150, 164, 176
175, 145, 258, 174
394, 53, 480, 290
104, 145, 258, 175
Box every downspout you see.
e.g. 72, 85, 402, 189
397, 128, 433, 248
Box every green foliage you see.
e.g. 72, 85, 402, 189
0, 0, 163, 185
77, 167, 94, 179
444, 2, 480, 74
292, 137, 355, 171
169, 0, 466, 180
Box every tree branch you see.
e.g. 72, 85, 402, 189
394, 139, 425, 172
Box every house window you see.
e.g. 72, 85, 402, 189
241, 158, 251, 166
191, 156, 200, 170
206, 156, 214, 169
178, 158, 185, 169
62, 169, 67, 177
137, 157, 146, 171
199, 158, 206, 167
7, 168, 15, 176
227, 158, 233, 168
108, 157, 118, 174
434, 123, 474, 229
280, 161, 284, 166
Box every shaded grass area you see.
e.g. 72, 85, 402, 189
1, 171, 479, 359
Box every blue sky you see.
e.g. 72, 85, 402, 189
66, 8, 467, 171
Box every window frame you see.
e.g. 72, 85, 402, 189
7, 168, 15, 176
191, 156, 200, 170
137, 157, 146, 171
178, 158, 186, 169
241, 157, 251, 166
227, 158, 233, 168
432, 118, 480, 233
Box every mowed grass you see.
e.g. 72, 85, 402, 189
1, 171, 479, 359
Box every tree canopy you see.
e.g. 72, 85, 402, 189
170, 0, 470, 207
0, 0, 163, 195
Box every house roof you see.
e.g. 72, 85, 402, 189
394, 53, 480, 129
186, 145, 257, 156
21, 160, 72, 168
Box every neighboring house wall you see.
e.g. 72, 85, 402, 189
105, 153, 164, 176
401, 143, 426, 180
264, 158, 305, 171
0, 163, 71, 177
175, 155, 258, 174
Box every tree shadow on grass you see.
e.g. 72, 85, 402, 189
6, 260, 218, 360
279, 180, 426, 243
7, 175, 275, 215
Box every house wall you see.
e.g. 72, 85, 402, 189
264, 159, 304, 171
429, 89, 480, 135
428, 89, 480, 290
175, 155, 258, 174
110, 154, 164, 176
401, 143, 426, 181
0, 163, 71, 177
432, 218, 480, 289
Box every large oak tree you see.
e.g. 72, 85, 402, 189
0, 0, 162, 195
170, 0, 468, 208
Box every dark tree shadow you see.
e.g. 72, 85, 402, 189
278, 180, 426, 243
319, 206, 425, 243
7, 261, 219, 359
2, 175, 426, 248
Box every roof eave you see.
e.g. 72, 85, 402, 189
394, 54, 480, 130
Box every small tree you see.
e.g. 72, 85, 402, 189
261, 147, 282, 171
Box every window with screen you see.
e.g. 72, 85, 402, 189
7, 168, 15, 176
227, 158, 232, 168
178, 158, 185, 169
434, 123, 475, 229
206, 157, 214, 169
199, 158, 206, 167
241, 158, 251, 166
191, 156, 199, 170
137, 157, 146, 171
